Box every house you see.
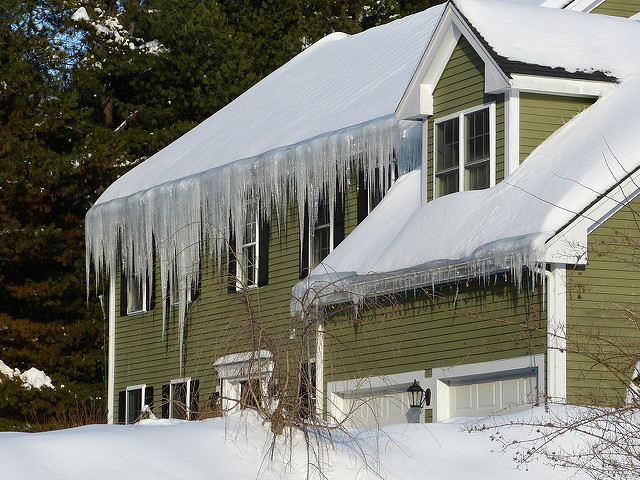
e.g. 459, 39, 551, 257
85, 0, 640, 426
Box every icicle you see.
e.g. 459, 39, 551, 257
85, 115, 422, 351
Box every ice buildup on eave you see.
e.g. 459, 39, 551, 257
291, 0, 640, 313
85, 4, 446, 346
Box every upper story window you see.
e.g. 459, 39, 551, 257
434, 103, 495, 198
357, 164, 398, 224
126, 276, 146, 314
240, 200, 258, 287
299, 187, 344, 279
313, 192, 332, 267
228, 200, 269, 292
121, 270, 154, 316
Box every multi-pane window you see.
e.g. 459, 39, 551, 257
435, 118, 460, 197
465, 108, 490, 191
240, 201, 258, 287
313, 192, 332, 267
299, 188, 344, 279
434, 103, 495, 198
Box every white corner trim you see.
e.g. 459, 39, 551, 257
545, 168, 640, 264
509, 75, 616, 98
107, 275, 116, 425
504, 89, 520, 178
316, 315, 324, 418
545, 266, 567, 403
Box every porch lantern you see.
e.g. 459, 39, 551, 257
407, 379, 431, 408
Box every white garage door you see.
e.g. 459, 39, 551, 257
450, 375, 536, 418
344, 389, 410, 427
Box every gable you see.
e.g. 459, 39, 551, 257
426, 36, 505, 202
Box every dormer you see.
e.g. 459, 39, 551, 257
397, 0, 617, 204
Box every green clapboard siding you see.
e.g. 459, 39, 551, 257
519, 93, 595, 164
325, 277, 546, 388
566, 196, 640, 406
113, 184, 362, 421
427, 35, 505, 202
592, 0, 640, 17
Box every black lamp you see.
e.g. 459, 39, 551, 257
407, 379, 431, 408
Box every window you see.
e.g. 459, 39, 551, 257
126, 275, 146, 314
357, 165, 398, 224
162, 377, 199, 420
239, 200, 258, 287
118, 384, 153, 424
121, 271, 153, 316
299, 187, 344, 279
228, 200, 269, 292
240, 379, 261, 410
169, 263, 201, 307
313, 192, 332, 267
434, 103, 495, 198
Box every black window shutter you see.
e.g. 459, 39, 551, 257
190, 379, 200, 420
258, 217, 269, 287
147, 239, 156, 311
120, 273, 128, 317
299, 201, 309, 279
145, 386, 154, 411
118, 390, 126, 424
161, 384, 169, 419
333, 190, 345, 248
357, 170, 369, 224
227, 232, 237, 293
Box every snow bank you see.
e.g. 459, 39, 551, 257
0, 407, 591, 480
0, 360, 54, 390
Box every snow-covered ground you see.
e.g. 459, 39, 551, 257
0, 407, 591, 480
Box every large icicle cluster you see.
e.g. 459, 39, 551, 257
85, 116, 422, 360
291, 235, 547, 314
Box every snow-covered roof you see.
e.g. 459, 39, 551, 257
293, 0, 640, 309
85, 6, 446, 337
92, 7, 444, 206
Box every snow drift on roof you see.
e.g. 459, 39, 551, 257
293, 2, 640, 310
456, 0, 640, 78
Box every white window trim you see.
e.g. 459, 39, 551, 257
236, 201, 259, 291
309, 194, 334, 270
169, 377, 192, 420
126, 275, 147, 315
433, 102, 496, 199
125, 383, 147, 425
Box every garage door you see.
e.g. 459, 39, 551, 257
450, 375, 536, 418
343, 389, 410, 427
